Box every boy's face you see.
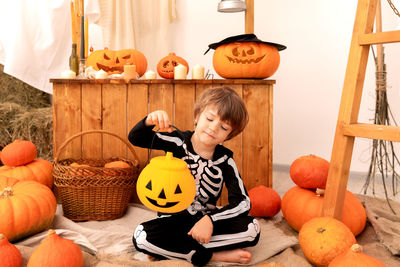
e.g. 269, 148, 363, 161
194, 105, 232, 146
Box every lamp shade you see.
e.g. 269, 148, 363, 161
218, 0, 246, 13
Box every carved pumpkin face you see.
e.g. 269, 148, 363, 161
157, 53, 189, 79
213, 42, 280, 79
136, 152, 196, 213
86, 48, 148, 76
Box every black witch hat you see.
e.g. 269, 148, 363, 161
204, 33, 286, 55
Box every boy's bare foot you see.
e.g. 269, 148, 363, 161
210, 248, 252, 264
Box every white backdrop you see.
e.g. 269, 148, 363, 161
167, 0, 400, 173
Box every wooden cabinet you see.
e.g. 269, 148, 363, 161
51, 79, 275, 204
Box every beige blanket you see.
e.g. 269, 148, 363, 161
15, 196, 400, 266
16, 204, 298, 266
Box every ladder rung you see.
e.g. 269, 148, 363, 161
342, 123, 400, 142
359, 30, 400, 45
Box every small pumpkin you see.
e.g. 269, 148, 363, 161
213, 42, 280, 79
104, 160, 131, 168
290, 154, 330, 189
86, 48, 148, 76
0, 159, 53, 188
27, 229, 83, 267
0, 176, 57, 242
69, 162, 90, 168
1, 140, 37, 167
249, 185, 281, 217
0, 234, 22, 267
137, 152, 196, 213
328, 244, 386, 267
299, 217, 356, 267
157, 53, 189, 79
281, 186, 366, 236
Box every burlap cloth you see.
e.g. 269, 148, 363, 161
357, 194, 400, 255
15, 196, 400, 267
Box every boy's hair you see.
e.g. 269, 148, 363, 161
194, 87, 249, 140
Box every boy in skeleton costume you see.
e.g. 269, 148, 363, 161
129, 87, 260, 266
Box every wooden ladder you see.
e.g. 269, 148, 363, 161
322, 0, 400, 219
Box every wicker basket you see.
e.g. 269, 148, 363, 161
53, 130, 140, 221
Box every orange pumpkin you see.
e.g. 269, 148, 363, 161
328, 244, 386, 267
104, 160, 131, 168
27, 229, 83, 267
299, 217, 356, 267
0, 234, 22, 267
0, 176, 57, 242
157, 53, 189, 79
281, 186, 366, 236
86, 48, 148, 76
1, 140, 37, 167
0, 159, 53, 188
290, 154, 330, 189
213, 42, 280, 79
249, 185, 281, 217
69, 162, 91, 168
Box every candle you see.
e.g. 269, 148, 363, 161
61, 70, 77, 79
192, 64, 205, 79
174, 64, 187, 79
144, 70, 156, 79
124, 65, 137, 82
95, 69, 108, 79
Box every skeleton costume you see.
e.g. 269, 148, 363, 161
128, 118, 260, 266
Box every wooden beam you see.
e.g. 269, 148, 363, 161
359, 30, 400, 45
322, 0, 378, 219
342, 123, 400, 142
245, 0, 254, 34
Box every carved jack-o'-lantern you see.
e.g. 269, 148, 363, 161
136, 152, 196, 213
157, 53, 189, 79
86, 48, 148, 76
213, 42, 280, 79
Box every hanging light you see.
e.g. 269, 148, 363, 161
218, 0, 246, 13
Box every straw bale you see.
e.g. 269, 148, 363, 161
0, 64, 53, 161
0, 102, 27, 147
0, 64, 51, 107
11, 107, 53, 161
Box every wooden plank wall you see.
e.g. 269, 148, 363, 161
52, 79, 275, 205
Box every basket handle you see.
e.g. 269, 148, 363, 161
54, 130, 139, 165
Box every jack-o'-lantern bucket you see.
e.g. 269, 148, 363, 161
137, 152, 196, 213
205, 34, 286, 79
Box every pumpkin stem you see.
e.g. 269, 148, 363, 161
315, 188, 325, 196
316, 227, 326, 233
0, 187, 13, 198
48, 229, 56, 235
350, 244, 363, 252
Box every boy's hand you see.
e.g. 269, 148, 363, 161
188, 215, 213, 244
145, 110, 173, 132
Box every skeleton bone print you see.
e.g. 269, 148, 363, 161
181, 143, 227, 215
